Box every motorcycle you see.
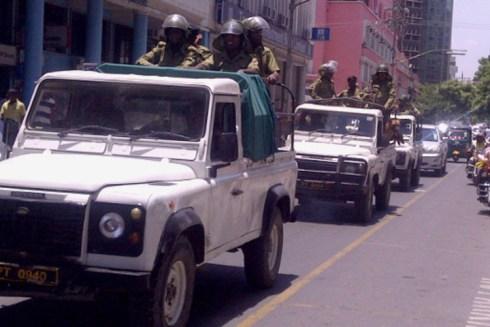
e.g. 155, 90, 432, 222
477, 164, 490, 206
466, 156, 475, 179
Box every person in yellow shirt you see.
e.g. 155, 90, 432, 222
0, 88, 26, 124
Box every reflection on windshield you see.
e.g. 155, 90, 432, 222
27, 80, 209, 141
422, 128, 439, 142
295, 109, 376, 137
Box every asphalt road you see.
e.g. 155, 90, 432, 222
2, 162, 490, 327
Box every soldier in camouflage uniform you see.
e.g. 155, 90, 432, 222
337, 75, 363, 98
363, 64, 403, 143
309, 61, 337, 99
397, 94, 421, 117
136, 14, 199, 67
188, 27, 213, 64
197, 20, 259, 73
363, 64, 396, 118
241, 16, 280, 84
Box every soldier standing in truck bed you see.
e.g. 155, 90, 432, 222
136, 14, 199, 68
196, 19, 259, 73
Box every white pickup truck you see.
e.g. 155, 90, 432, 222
294, 100, 396, 223
0, 65, 297, 326
392, 114, 423, 191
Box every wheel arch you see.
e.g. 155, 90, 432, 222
155, 208, 205, 271
262, 184, 292, 234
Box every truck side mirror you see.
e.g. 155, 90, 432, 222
214, 132, 238, 162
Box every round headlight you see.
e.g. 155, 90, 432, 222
99, 212, 125, 239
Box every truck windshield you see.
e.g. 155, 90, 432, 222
422, 128, 439, 142
27, 80, 209, 141
400, 119, 413, 136
296, 109, 376, 137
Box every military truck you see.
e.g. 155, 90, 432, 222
392, 114, 423, 191
0, 65, 297, 326
294, 99, 396, 224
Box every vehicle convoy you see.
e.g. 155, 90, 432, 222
420, 124, 447, 176
294, 98, 396, 224
392, 114, 423, 191
0, 64, 297, 326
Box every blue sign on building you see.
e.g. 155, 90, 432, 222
311, 27, 330, 41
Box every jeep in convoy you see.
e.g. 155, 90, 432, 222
0, 65, 297, 326
294, 99, 396, 223
392, 114, 423, 191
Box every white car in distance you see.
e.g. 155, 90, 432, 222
420, 124, 448, 176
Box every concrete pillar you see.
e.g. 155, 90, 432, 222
85, 0, 104, 63
132, 12, 148, 64
23, 0, 45, 103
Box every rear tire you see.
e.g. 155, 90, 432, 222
375, 169, 392, 211
243, 207, 284, 289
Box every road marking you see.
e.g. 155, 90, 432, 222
238, 167, 457, 327
466, 278, 490, 327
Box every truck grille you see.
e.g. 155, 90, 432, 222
297, 157, 338, 181
0, 199, 85, 257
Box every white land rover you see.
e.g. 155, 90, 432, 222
0, 65, 297, 326
294, 101, 396, 223
392, 114, 423, 191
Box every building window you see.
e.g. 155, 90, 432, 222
71, 11, 86, 57
44, 4, 69, 54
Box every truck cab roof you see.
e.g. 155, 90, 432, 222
296, 103, 383, 119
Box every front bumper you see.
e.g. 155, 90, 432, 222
0, 252, 151, 299
296, 179, 368, 201
421, 153, 443, 170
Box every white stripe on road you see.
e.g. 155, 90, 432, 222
467, 278, 490, 327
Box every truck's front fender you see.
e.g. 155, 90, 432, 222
156, 208, 205, 268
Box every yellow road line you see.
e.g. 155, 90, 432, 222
238, 166, 458, 327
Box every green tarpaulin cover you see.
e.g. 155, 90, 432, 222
97, 64, 276, 161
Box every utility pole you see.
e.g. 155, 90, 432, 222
388, 0, 409, 82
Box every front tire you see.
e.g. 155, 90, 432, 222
355, 178, 373, 224
131, 237, 196, 327
399, 163, 412, 192
243, 207, 284, 289
411, 161, 420, 187
375, 168, 392, 211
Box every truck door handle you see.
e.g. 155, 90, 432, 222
231, 189, 244, 196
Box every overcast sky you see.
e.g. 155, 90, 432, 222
451, 0, 490, 80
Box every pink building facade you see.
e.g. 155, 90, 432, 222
310, 0, 418, 96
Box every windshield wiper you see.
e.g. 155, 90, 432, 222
128, 130, 192, 142
58, 125, 121, 138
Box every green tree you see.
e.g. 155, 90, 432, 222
473, 56, 490, 119
416, 80, 475, 123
